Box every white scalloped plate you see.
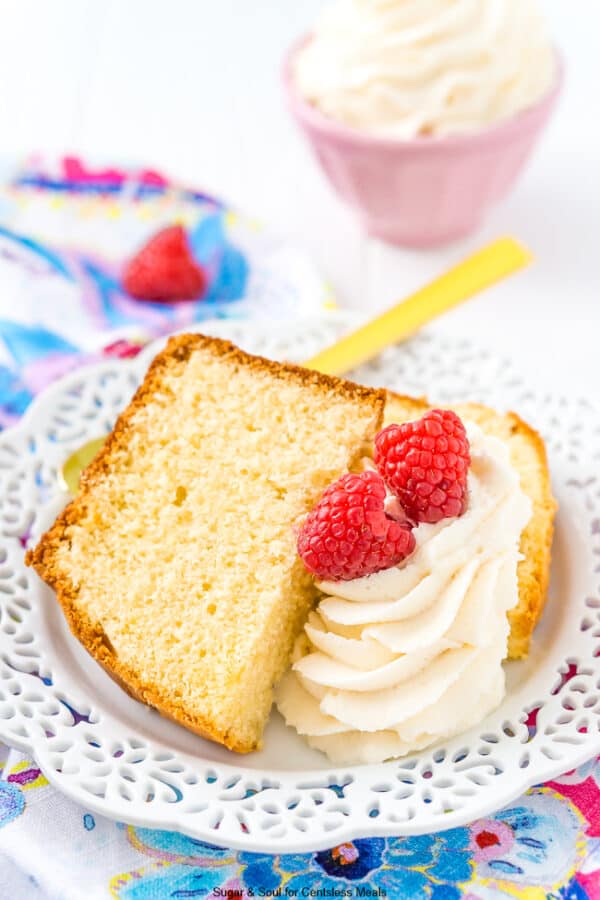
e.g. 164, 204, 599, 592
0, 313, 599, 853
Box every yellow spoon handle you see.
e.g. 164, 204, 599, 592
305, 237, 532, 377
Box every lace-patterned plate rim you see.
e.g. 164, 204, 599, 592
0, 312, 598, 853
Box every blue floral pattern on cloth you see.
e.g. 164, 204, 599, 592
0, 782, 24, 830
98, 783, 600, 899
0, 155, 330, 428
237, 831, 472, 899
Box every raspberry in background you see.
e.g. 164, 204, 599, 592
297, 470, 415, 581
122, 225, 207, 302
375, 409, 470, 525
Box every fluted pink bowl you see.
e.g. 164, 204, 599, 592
284, 39, 563, 248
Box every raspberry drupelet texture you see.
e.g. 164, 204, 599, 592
122, 225, 207, 302
374, 409, 471, 525
297, 470, 415, 581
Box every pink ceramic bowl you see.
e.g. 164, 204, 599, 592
284, 40, 563, 248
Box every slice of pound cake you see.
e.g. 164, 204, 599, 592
384, 392, 556, 658
27, 334, 385, 752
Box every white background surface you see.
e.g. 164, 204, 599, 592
0, 0, 598, 393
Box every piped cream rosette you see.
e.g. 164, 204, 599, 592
276, 423, 532, 764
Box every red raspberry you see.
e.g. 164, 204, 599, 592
122, 225, 207, 302
297, 470, 415, 582
374, 409, 470, 525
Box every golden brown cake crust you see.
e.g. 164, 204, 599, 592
27, 333, 386, 753
383, 392, 556, 660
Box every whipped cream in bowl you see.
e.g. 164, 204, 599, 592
284, 0, 562, 247
276, 423, 532, 765
293, 0, 557, 138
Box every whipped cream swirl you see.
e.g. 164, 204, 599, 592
294, 0, 555, 138
276, 423, 532, 764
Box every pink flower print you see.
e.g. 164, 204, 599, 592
102, 339, 146, 359
469, 818, 514, 862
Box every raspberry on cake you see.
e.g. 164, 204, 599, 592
27, 334, 385, 753
297, 409, 472, 583
297, 470, 415, 581
375, 409, 470, 524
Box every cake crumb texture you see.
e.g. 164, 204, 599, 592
27, 333, 385, 752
